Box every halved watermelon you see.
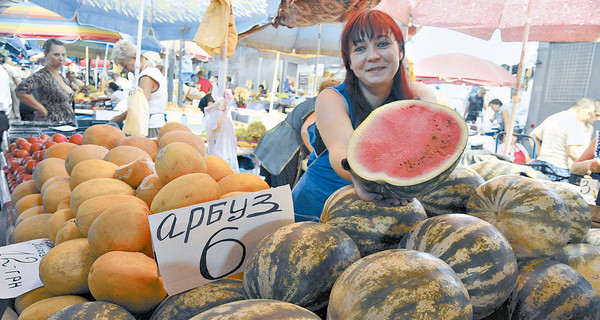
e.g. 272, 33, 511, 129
347, 100, 468, 199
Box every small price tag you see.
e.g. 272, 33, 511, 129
580, 178, 600, 197
0, 239, 54, 299
148, 185, 295, 296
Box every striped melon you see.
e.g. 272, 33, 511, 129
190, 299, 320, 319
583, 228, 600, 246
466, 175, 570, 259
346, 100, 468, 199
470, 161, 513, 181
541, 181, 592, 243
47, 301, 135, 320
417, 165, 485, 217
327, 249, 472, 319
151, 279, 245, 319
399, 214, 517, 319
512, 164, 550, 180
507, 259, 600, 319
243, 222, 360, 316
554, 243, 600, 296
320, 185, 427, 256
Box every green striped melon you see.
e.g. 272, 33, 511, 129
399, 214, 517, 319
190, 299, 320, 319
327, 249, 472, 319
320, 185, 427, 256
507, 259, 600, 319
470, 161, 513, 181
417, 165, 485, 217
243, 222, 360, 316
346, 100, 468, 199
542, 181, 592, 242
583, 228, 600, 246
512, 164, 550, 180
47, 301, 135, 320
150, 279, 245, 319
554, 243, 600, 296
466, 175, 570, 259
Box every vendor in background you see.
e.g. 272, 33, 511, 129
291, 9, 436, 222
255, 78, 342, 188
463, 86, 487, 122
258, 84, 267, 98
104, 82, 127, 112
110, 40, 167, 138
66, 72, 85, 90
488, 98, 510, 131
16, 38, 76, 123
109, 71, 131, 96
570, 100, 600, 180
198, 87, 214, 114
197, 70, 212, 94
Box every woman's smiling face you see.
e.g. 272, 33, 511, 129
349, 33, 401, 88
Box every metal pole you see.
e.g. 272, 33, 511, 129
256, 57, 263, 91
269, 51, 280, 113
503, 0, 533, 157
313, 24, 322, 96
167, 41, 175, 102
133, 0, 146, 87
177, 38, 186, 108
102, 43, 109, 88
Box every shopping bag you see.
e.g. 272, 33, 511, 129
205, 98, 239, 172
122, 87, 150, 137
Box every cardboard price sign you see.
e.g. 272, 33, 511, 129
580, 178, 600, 197
0, 238, 54, 299
148, 185, 295, 295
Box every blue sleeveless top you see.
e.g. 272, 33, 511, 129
291, 83, 355, 222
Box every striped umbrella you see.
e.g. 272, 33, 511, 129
0, 2, 120, 42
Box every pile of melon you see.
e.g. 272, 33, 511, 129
7, 100, 600, 319
8, 123, 271, 319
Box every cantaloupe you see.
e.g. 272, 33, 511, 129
104, 145, 152, 166
64, 144, 110, 175
15, 206, 46, 225
82, 124, 126, 149
135, 174, 165, 207
48, 208, 75, 242
150, 173, 219, 214
12, 213, 53, 243
158, 130, 206, 156
10, 180, 38, 206
42, 180, 71, 213
218, 173, 269, 195
55, 219, 84, 245
76, 195, 149, 237
205, 155, 235, 182
14, 193, 43, 216
114, 156, 155, 188
32, 158, 68, 191
55, 197, 70, 211
69, 159, 118, 190
15, 286, 55, 315
70, 178, 135, 214
40, 176, 70, 196
119, 135, 159, 160
155, 142, 207, 183
157, 122, 191, 140
43, 142, 78, 160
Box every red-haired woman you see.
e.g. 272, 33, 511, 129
291, 9, 436, 222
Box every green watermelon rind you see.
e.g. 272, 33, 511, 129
47, 301, 135, 320
190, 299, 321, 320
347, 100, 468, 199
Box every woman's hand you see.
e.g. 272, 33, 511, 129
34, 107, 48, 117
350, 173, 414, 207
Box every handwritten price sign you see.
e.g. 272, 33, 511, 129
148, 185, 295, 296
0, 238, 54, 298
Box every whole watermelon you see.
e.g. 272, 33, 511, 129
321, 185, 427, 256
542, 181, 592, 243
327, 249, 473, 320
469, 161, 513, 181
399, 214, 517, 319
467, 175, 570, 259
583, 228, 600, 246
417, 165, 485, 217
507, 259, 600, 319
554, 243, 600, 296
243, 222, 360, 316
346, 100, 468, 199
150, 279, 245, 319
47, 301, 135, 320
190, 299, 320, 320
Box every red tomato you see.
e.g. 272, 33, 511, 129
52, 133, 68, 143
8, 143, 17, 152
27, 136, 40, 144
39, 134, 51, 141
15, 149, 29, 158
18, 174, 32, 183
15, 138, 27, 147
31, 150, 43, 162
43, 141, 57, 149
24, 160, 37, 174
19, 142, 31, 152
9, 160, 20, 172
68, 134, 83, 145
29, 143, 44, 153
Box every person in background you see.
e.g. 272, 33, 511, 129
463, 86, 487, 122
0, 56, 11, 140
67, 72, 85, 90
488, 98, 510, 131
497, 133, 530, 164
255, 79, 342, 188
110, 71, 131, 96
226, 76, 233, 89
291, 9, 437, 222
104, 82, 127, 112
198, 87, 214, 114
110, 40, 167, 138
258, 84, 267, 98
16, 38, 77, 123
570, 100, 600, 180
529, 97, 596, 181
2, 56, 21, 120
197, 70, 212, 94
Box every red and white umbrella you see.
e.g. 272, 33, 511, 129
414, 53, 517, 87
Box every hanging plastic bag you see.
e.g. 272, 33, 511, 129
205, 98, 239, 172
122, 87, 150, 137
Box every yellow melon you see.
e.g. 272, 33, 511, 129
39, 238, 94, 295
219, 191, 250, 199
41, 180, 71, 213
18, 295, 87, 320
218, 173, 270, 195
70, 178, 135, 214
87, 202, 152, 257
81, 124, 126, 149
114, 156, 155, 188
43, 142, 78, 160
69, 159, 118, 190
88, 251, 166, 314
135, 174, 165, 207
155, 142, 206, 183
15, 206, 46, 225
158, 130, 206, 156
55, 197, 71, 211
118, 135, 159, 161
54, 219, 84, 245
64, 144, 110, 175
10, 180, 38, 206
205, 155, 235, 182
14, 193, 43, 216
103, 145, 151, 166
150, 173, 219, 214
76, 195, 149, 237
40, 176, 70, 195
47, 208, 75, 242
32, 158, 68, 191
12, 213, 53, 243
157, 122, 191, 140
14, 286, 55, 315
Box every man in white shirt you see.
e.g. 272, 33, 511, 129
0, 60, 12, 142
